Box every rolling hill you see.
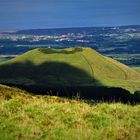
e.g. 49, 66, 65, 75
0, 47, 140, 96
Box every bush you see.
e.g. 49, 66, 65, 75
134, 91, 140, 101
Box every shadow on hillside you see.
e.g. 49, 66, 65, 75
0, 61, 139, 104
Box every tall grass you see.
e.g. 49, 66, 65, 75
0, 85, 140, 140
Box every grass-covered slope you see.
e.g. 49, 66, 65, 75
0, 47, 140, 92
0, 84, 140, 140
133, 67, 140, 73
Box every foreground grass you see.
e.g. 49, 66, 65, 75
0, 85, 140, 140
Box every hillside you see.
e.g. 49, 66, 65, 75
0, 47, 140, 95
0, 84, 140, 140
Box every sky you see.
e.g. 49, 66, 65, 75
0, 0, 140, 29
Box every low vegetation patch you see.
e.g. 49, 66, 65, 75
39, 47, 83, 54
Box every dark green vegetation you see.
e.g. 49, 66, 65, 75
0, 84, 140, 140
0, 47, 140, 102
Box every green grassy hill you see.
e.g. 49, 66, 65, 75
0, 84, 140, 140
0, 47, 140, 93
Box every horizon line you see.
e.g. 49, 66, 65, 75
0, 24, 140, 32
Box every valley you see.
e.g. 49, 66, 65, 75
0, 25, 140, 67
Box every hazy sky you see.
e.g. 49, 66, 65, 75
0, 0, 140, 29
